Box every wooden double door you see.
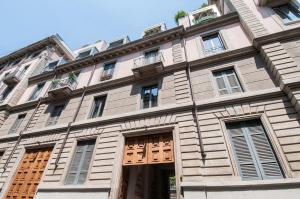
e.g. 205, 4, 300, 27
5, 147, 52, 199
123, 133, 174, 166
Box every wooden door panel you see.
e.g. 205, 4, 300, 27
5, 148, 52, 199
123, 133, 174, 166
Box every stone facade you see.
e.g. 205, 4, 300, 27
0, 0, 300, 198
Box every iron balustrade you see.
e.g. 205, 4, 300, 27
133, 52, 164, 69
50, 77, 78, 91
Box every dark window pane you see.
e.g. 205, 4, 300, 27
142, 85, 158, 109
90, 96, 106, 118
274, 4, 300, 23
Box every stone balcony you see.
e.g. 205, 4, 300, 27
48, 77, 77, 99
3, 69, 25, 86
132, 52, 164, 78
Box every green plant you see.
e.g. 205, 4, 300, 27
200, 2, 208, 8
68, 72, 77, 83
174, 10, 188, 25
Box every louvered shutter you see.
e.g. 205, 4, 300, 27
9, 114, 25, 134
215, 73, 229, 95
225, 70, 242, 94
227, 120, 283, 180
65, 140, 95, 184
214, 69, 242, 95
246, 121, 283, 179
47, 105, 64, 126
227, 122, 261, 180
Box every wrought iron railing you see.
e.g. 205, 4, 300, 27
204, 46, 225, 56
49, 77, 78, 91
3, 68, 26, 82
193, 13, 218, 25
133, 52, 164, 69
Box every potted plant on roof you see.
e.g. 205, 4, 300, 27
174, 10, 188, 25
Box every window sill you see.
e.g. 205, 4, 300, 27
284, 19, 300, 26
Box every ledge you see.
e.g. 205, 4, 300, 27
195, 87, 283, 109
181, 178, 300, 190
37, 184, 110, 192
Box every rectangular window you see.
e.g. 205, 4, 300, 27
46, 104, 64, 126
202, 33, 225, 55
9, 114, 26, 134
101, 62, 115, 81
28, 83, 45, 101
144, 49, 159, 64
274, 4, 300, 23
226, 120, 283, 180
1, 86, 14, 101
142, 85, 158, 109
65, 140, 95, 185
90, 96, 106, 118
213, 68, 242, 95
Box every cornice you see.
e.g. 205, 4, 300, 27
253, 27, 300, 48
0, 35, 74, 66
189, 46, 257, 69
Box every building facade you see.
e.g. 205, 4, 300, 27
0, 0, 300, 198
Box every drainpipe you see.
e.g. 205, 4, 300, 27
1, 47, 58, 173
54, 59, 97, 168
2, 72, 57, 172
182, 35, 206, 159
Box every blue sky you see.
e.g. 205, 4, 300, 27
0, 0, 207, 56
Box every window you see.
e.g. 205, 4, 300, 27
213, 68, 242, 95
76, 48, 98, 60
90, 96, 106, 118
30, 51, 40, 58
274, 4, 300, 23
226, 120, 283, 180
101, 62, 115, 81
47, 104, 64, 126
65, 140, 95, 184
202, 33, 225, 55
1, 86, 14, 101
142, 85, 158, 109
28, 83, 45, 101
45, 60, 59, 72
144, 49, 159, 64
9, 114, 26, 134
11, 59, 22, 66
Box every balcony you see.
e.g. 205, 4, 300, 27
193, 13, 218, 25
204, 46, 225, 56
48, 77, 77, 99
3, 69, 25, 86
100, 73, 113, 81
132, 53, 164, 78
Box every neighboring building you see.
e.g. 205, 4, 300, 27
0, 0, 300, 198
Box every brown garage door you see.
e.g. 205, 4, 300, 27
123, 133, 174, 165
5, 147, 52, 199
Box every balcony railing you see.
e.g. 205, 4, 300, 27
132, 52, 164, 77
100, 73, 113, 81
204, 46, 225, 56
193, 13, 218, 25
3, 69, 25, 86
48, 77, 78, 99
133, 52, 164, 69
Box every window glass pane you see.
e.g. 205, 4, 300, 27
202, 34, 225, 55
213, 69, 242, 95
90, 96, 106, 118
29, 83, 45, 101
9, 114, 26, 134
47, 104, 64, 126
275, 4, 300, 23
142, 85, 158, 109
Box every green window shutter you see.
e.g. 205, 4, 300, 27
65, 140, 95, 185
227, 120, 283, 180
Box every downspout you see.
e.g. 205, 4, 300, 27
54, 58, 97, 168
182, 35, 206, 159
2, 72, 57, 172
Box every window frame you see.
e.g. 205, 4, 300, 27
46, 103, 65, 126
200, 32, 226, 56
101, 62, 116, 81
28, 82, 45, 101
65, 139, 96, 185
141, 84, 159, 109
89, 96, 106, 119
219, 114, 291, 180
273, 3, 300, 24
8, 113, 26, 134
76, 47, 98, 60
212, 67, 244, 96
